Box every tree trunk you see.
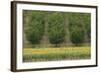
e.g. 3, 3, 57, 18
40, 12, 49, 47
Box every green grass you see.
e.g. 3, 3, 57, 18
23, 47, 91, 62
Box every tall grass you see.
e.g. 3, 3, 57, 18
23, 47, 91, 62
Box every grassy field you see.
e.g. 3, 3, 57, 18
23, 47, 91, 62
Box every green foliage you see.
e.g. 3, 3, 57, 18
70, 25, 85, 45
48, 12, 65, 47
23, 10, 91, 47
69, 13, 85, 45
24, 11, 45, 44
82, 14, 91, 40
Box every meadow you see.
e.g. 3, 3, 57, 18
23, 46, 91, 62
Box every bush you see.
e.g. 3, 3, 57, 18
69, 21, 85, 46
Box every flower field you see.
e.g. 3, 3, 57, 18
23, 47, 91, 62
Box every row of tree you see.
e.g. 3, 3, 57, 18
23, 10, 91, 47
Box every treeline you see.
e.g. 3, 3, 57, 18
23, 10, 91, 47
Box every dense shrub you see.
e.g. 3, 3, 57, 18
69, 25, 85, 46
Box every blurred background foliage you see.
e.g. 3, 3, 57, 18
23, 10, 91, 48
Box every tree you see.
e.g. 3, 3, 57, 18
82, 13, 91, 42
24, 11, 45, 45
48, 12, 65, 47
69, 13, 85, 46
